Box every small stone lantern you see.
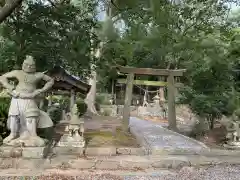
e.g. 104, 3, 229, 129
150, 94, 165, 118
153, 94, 160, 105
57, 104, 85, 148
223, 109, 240, 149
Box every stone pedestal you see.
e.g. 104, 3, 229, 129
57, 134, 85, 148
223, 141, 240, 149
0, 146, 46, 158
57, 104, 85, 148
4, 136, 48, 147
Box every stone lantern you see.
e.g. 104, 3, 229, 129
153, 94, 160, 105
222, 109, 240, 149
57, 104, 85, 148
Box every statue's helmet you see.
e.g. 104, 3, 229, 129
22, 55, 36, 73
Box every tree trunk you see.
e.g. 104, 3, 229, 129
159, 87, 165, 102
167, 74, 178, 131
111, 79, 115, 104
84, 1, 116, 115
0, 0, 23, 24
84, 43, 103, 115
84, 65, 98, 115
158, 77, 165, 103
210, 116, 215, 130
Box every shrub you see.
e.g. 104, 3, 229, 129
47, 106, 62, 125
189, 117, 210, 138
0, 98, 10, 139
76, 98, 87, 116
102, 109, 112, 116
57, 96, 70, 110
96, 94, 111, 105
96, 94, 105, 104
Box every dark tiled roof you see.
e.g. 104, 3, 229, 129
44, 66, 91, 95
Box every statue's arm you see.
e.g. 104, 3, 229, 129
0, 70, 17, 91
39, 74, 54, 93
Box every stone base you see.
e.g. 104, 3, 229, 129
3, 136, 48, 147
57, 134, 85, 148
223, 142, 240, 149
0, 146, 46, 158
54, 146, 84, 156
85, 147, 117, 156
116, 147, 146, 155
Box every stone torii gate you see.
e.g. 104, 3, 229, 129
115, 66, 186, 132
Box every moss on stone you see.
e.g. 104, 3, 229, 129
85, 128, 139, 147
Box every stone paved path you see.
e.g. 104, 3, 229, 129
129, 117, 208, 154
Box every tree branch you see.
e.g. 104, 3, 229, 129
0, 0, 23, 24
47, 0, 56, 7
59, 0, 70, 5
110, 0, 119, 10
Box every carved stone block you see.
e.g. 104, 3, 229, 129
0, 146, 46, 158
57, 134, 85, 148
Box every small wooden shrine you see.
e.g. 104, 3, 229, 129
44, 66, 91, 109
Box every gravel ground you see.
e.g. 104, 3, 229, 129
124, 164, 240, 180
1, 165, 240, 180
0, 174, 124, 180
167, 164, 240, 180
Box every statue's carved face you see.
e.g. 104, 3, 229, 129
22, 56, 36, 73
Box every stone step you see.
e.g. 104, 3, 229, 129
0, 146, 147, 158
1, 143, 240, 159
1, 154, 240, 171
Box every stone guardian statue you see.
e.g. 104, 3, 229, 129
0, 55, 54, 146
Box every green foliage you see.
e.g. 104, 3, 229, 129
98, 0, 240, 128
96, 93, 111, 105
46, 96, 70, 124
76, 98, 88, 116
0, 0, 99, 74
0, 98, 10, 138
102, 109, 112, 116
178, 31, 235, 118
51, 95, 70, 110
0, 0, 239, 131
0, 97, 10, 117
48, 106, 62, 125
189, 120, 209, 138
